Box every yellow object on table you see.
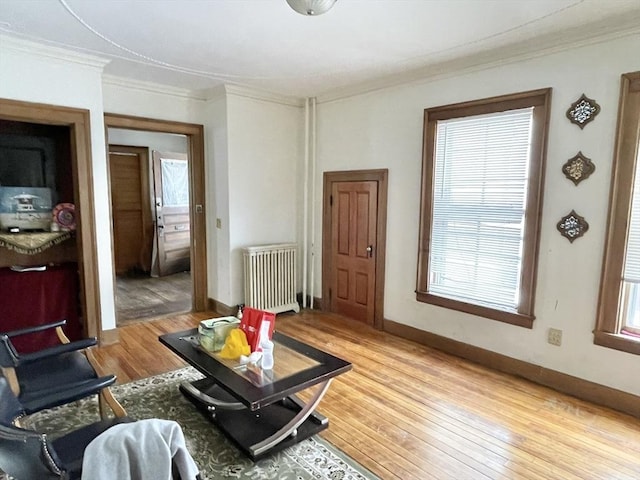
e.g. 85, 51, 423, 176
219, 329, 251, 359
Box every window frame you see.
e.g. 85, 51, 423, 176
417, 89, 552, 328
595, 71, 640, 355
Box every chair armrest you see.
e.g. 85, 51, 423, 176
18, 338, 97, 365
82, 348, 128, 418
3, 320, 67, 338
20, 375, 117, 414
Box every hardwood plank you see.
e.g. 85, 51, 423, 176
115, 271, 192, 325
92, 310, 640, 480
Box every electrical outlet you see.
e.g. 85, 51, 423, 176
548, 328, 562, 346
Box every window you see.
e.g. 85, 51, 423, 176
596, 71, 640, 355
417, 89, 551, 328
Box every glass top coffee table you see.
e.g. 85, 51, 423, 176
159, 328, 352, 460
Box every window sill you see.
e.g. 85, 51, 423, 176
594, 331, 640, 355
416, 292, 534, 328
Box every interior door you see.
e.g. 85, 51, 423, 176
152, 151, 191, 277
329, 180, 378, 325
109, 146, 152, 275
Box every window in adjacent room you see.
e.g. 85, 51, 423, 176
417, 89, 551, 328
596, 71, 640, 355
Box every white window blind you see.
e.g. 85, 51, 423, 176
623, 141, 640, 283
428, 108, 534, 310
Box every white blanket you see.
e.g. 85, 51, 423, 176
81, 419, 199, 480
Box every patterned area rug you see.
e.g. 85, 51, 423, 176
24, 367, 377, 480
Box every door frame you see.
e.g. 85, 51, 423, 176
104, 113, 207, 313
0, 98, 102, 338
322, 169, 388, 329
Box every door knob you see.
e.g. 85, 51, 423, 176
366, 245, 373, 257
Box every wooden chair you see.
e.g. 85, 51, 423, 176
0, 319, 125, 418
0, 374, 133, 480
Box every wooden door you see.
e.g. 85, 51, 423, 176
152, 151, 191, 277
323, 170, 388, 329
329, 180, 378, 325
109, 146, 152, 275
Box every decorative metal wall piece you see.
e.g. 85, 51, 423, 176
557, 210, 589, 242
562, 151, 595, 185
566, 94, 600, 129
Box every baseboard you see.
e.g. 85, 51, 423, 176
215, 293, 326, 313
208, 298, 236, 316
383, 319, 640, 418
296, 293, 324, 310
209, 296, 322, 316
100, 328, 119, 346
312, 296, 323, 310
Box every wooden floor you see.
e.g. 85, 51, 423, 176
92, 310, 640, 480
114, 271, 192, 326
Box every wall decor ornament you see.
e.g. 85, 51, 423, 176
566, 94, 600, 128
562, 151, 595, 185
557, 210, 589, 242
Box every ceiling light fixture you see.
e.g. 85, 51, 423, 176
286, 0, 337, 16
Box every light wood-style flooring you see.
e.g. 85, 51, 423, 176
114, 271, 192, 326
92, 310, 640, 480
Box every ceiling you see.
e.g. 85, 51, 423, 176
2, 0, 640, 99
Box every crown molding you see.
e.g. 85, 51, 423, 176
200, 84, 227, 103
317, 16, 640, 104
0, 34, 110, 70
102, 74, 206, 101
216, 84, 304, 107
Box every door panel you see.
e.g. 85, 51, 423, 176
330, 181, 378, 325
109, 147, 152, 275
153, 151, 191, 277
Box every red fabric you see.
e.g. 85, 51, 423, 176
0, 263, 82, 354
239, 307, 275, 352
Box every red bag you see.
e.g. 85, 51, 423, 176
239, 307, 275, 352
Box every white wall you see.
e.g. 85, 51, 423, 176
4, 32, 636, 396
0, 38, 119, 330
108, 128, 188, 154
225, 92, 303, 307
103, 80, 304, 312
203, 92, 229, 304
102, 77, 205, 125
314, 33, 640, 395
102, 80, 207, 324
0, 45, 209, 332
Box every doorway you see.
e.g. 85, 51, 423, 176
104, 114, 207, 326
0, 99, 102, 339
322, 169, 388, 329
108, 142, 194, 326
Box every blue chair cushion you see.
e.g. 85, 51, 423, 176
16, 350, 97, 396
52, 416, 135, 479
19, 375, 116, 414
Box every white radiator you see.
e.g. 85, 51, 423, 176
243, 243, 300, 314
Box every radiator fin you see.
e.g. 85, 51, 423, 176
243, 243, 300, 314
